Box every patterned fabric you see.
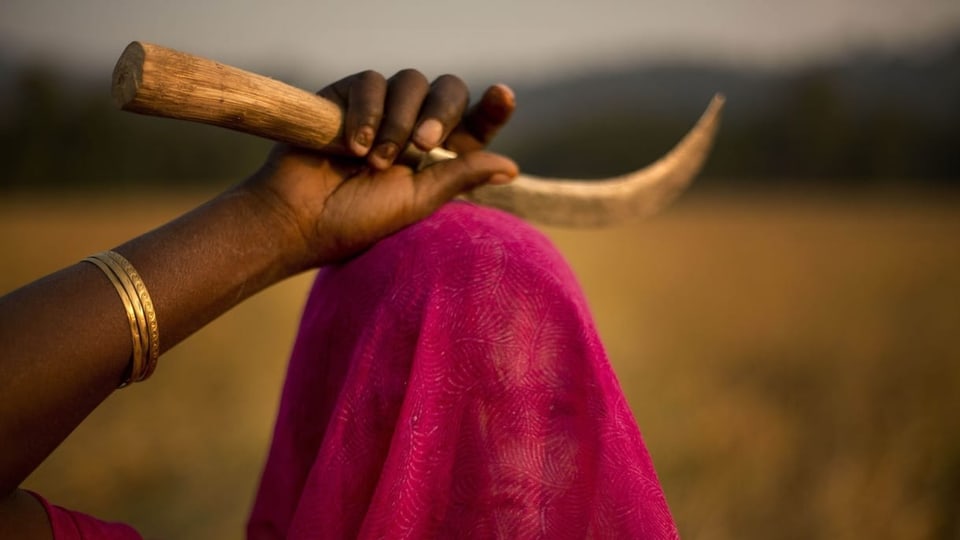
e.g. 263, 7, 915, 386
248, 202, 677, 539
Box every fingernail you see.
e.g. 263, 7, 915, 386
375, 142, 397, 162
353, 126, 374, 154
414, 119, 443, 148
488, 173, 514, 185
370, 142, 398, 169
493, 83, 515, 104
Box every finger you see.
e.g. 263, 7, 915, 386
411, 74, 470, 151
368, 69, 430, 170
410, 151, 518, 213
319, 70, 388, 156
446, 83, 516, 154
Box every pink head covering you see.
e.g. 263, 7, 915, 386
248, 202, 677, 539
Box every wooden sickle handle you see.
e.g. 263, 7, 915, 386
112, 41, 449, 166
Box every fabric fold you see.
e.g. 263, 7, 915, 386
248, 202, 677, 539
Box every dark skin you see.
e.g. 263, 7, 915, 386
0, 70, 517, 538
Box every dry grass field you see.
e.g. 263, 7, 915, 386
3, 190, 959, 539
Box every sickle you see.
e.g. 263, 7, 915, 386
113, 41, 724, 227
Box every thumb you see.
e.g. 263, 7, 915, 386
412, 151, 518, 209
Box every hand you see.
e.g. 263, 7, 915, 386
242, 70, 518, 270
0, 71, 515, 509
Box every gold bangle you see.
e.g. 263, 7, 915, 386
103, 251, 160, 381
97, 254, 149, 381
82, 251, 160, 385
83, 255, 143, 387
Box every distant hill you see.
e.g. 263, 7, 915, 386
495, 39, 960, 185
1, 39, 957, 191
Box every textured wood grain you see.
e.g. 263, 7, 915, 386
113, 41, 347, 153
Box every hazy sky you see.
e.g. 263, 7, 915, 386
3, 0, 959, 84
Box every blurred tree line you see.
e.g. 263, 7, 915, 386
502, 39, 959, 189
1, 39, 957, 192
0, 66, 271, 191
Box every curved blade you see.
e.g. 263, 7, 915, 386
460, 94, 725, 227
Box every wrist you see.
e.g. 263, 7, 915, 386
225, 182, 316, 276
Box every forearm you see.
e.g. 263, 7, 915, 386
0, 66, 518, 528
0, 185, 301, 494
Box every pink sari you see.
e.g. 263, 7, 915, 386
248, 202, 677, 539
30, 492, 142, 539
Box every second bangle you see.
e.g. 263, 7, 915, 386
82, 250, 160, 385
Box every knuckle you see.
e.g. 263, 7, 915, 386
356, 69, 385, 85
349, 103, 384, 126
346, 71, 387, 128
357, 110, 383, 128
431, 75, 469, 117
437, 100, 465, 121
434, 73, 466, 91
376, 116, 408, 141
393, 68, 428, 86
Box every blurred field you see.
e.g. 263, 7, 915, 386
3, 190, 959, 539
